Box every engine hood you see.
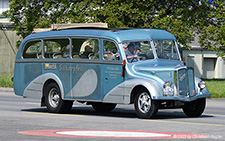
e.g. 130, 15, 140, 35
132, 60, 183, 72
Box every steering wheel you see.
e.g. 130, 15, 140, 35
130, 56, 139, 63
138, 56, 146, 61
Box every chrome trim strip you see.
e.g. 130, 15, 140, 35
15, 59, 123, 65
26, 89, 41, 92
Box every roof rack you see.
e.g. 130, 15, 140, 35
33, 23, 108, 33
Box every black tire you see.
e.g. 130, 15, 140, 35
182, 98, 206, 117
63, 100, 74, 113
44, 82, 73, 113
134, 89, 159, 119
92, 102, 117, 112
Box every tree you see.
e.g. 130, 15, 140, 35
4, 0, 225, 57
199, 1, 225, 58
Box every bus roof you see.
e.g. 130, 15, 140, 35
23, 28, 176, 44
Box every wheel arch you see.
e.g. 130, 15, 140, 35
40, 73, 64, 106
130, 79, 163, 104
130, 85, 148, 104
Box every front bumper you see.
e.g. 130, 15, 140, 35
152, 93, 211, 102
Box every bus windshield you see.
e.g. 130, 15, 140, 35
123, 40, 180, 63
123, 41, 154, 63
153, 40, 179, 60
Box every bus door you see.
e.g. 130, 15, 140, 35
101, 40, 124, 102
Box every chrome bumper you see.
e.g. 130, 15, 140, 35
152, 93, 211, 102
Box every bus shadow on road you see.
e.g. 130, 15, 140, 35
20, 106, 137, 119
156, 110, 213, 119
21, 106, 214, 119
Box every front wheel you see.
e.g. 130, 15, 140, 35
182, 98, 206, 117
44, 83, 73, 113
134, 89, 159, 119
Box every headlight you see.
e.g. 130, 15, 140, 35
163, 81, 171, 88
198, 81, 206, 90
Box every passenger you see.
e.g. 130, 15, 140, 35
125, 43, 138, 63
81, 45, 93, 58
135, 45, 141, 55
62, 45, 71, 58
123, 44, 128, 51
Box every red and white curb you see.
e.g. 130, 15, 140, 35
18, 129, 209, 139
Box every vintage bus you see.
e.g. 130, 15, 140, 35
13, 23, 211, 118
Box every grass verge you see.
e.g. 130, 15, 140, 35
204, 79, 225, 98
0, 74, 13, 88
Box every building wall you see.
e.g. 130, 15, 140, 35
183, 50, 225, 79
0, 29, 19, 74
0, 0, 17, 74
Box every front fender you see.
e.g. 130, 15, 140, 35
103, 78, 163, 104
131, 79, 163, 98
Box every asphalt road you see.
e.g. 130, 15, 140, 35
0, 90, 225, 141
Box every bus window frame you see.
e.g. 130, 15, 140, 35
71, 37, 100, 60
20, 37, 123, 64
22, 39, 43, 59
102, 39, 121, 62
43, 38, 71, 59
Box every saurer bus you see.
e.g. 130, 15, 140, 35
13, 23, 211, 118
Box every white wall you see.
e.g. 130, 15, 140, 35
182, 50, 225, 79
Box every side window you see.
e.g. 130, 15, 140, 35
44, 39, 70, 59
103, 40, 120, 61
72, 38, 99, 60
23, 40, 42, 59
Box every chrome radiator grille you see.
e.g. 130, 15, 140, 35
175, 68, 195, 97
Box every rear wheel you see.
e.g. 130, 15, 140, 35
45, 82, 73, 113
91, 102, 117, 112
134, 89, 159, 119
182, 98, 206, 117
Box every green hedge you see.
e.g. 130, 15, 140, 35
0, 74, 13, 88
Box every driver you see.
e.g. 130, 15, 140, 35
125, 43, 139, 63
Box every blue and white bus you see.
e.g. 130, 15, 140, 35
13, 24, 211, 118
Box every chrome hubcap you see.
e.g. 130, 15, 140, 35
138, 92, 151, 113
48, 88, 60, 108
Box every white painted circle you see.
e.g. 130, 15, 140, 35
18, 129, 209, 139
56, 131, 172, 138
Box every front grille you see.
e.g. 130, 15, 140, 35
175, 67, 195, 97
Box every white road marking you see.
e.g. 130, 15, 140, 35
56, 131, 172, 137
